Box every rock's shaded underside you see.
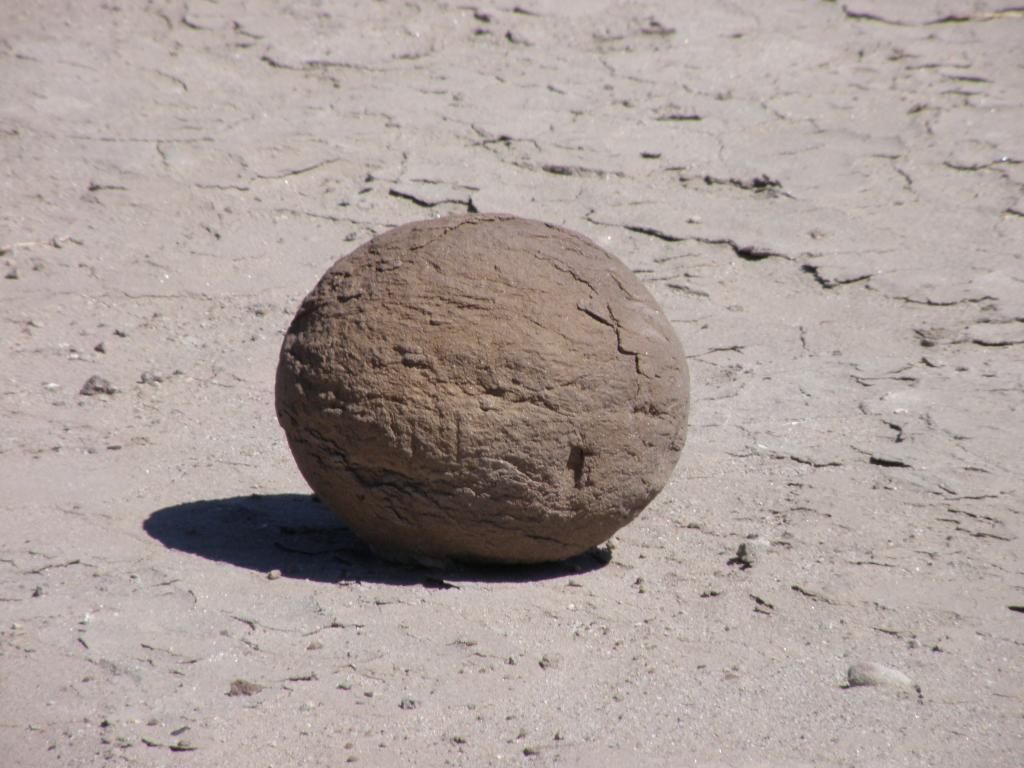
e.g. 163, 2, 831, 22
276, 214, 689, 563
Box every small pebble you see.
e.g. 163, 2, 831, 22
5, 267, 18, 279
267, 569, 282, 580
227, 679, 263, 697
399, 698, 417, 710
80, 375, 117, 396
139, 371, 164, 385
847, 661, 915, 690
733, 538, 768, 568
94, 341, 106, 353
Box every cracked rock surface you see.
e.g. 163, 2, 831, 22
277, 214, 689, 563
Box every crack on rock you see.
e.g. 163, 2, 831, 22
539, 254, 600, 295
609, 273, 642, 302
604, 304, 642, 378
405, 217, 482, 253
577, 303, 614, 328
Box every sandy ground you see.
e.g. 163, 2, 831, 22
2, 1, 1023, 766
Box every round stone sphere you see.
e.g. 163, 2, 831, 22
275, 213, 689, 564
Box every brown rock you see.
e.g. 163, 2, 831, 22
275, 213, 689, 564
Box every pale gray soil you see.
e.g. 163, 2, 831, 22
1, 2, 1022, 767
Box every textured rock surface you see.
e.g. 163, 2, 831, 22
276, 214, 689, 563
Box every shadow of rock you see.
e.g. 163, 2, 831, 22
144, 493, 609, 585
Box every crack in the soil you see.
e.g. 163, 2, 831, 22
655, 112, 702, 122
254, 158, 341, 181
868, 455, 912, 468
842, 5, 1024, 25
801, 263, 872, 289
891, 294, 996, 307
389, 188, 477, 212
541, 164, 624, 178
682, 173, 791, 198
587, 214, 787, 261
944, 158, 1021, 172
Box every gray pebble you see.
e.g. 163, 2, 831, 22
847, 661, 914, 690
733, 538, 768, 568
80, 375, 117, 396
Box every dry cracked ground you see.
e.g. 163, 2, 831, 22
1, 1, 1022, 766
